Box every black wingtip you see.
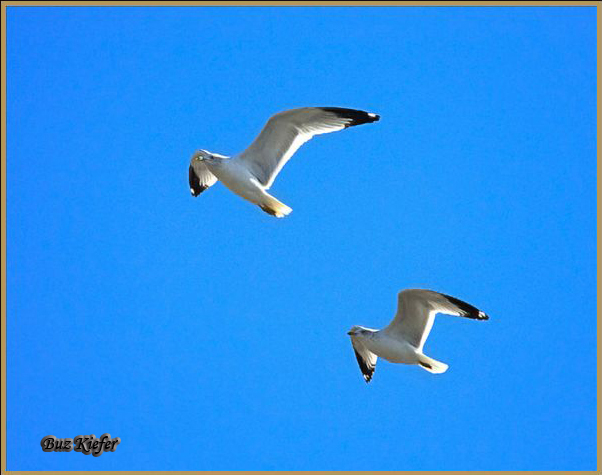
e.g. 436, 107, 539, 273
442, 293, 489, 321
189, 165, 209, 197
320, 107, 380, 127
353, 348, 375, 383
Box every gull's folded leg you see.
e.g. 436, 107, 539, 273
258, 193, 292, 218
417, 354, 448, 374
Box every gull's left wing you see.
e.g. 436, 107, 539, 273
350, 337, 378, 383
189, 159, 218, 196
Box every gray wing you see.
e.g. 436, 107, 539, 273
189, 159, 218, 196
383, 289, 489, 351
350, 337, 378, 383
237, 107, 379, 189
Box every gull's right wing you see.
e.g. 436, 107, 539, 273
383, 289, 489, 351
237, 107, 380, 189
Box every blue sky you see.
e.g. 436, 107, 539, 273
6, 6, 596, 471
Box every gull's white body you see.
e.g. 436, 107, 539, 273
360, 332, 419, 364
348, 289, 489, 383
200, 155, 294, 217
188, 107, 380, 217
204, 158, 269, 208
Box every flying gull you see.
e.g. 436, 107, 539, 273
189, 107, 380, 217
348, 289, 489, 383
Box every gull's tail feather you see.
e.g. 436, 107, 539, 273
259, 193, 292, 218
418, 354, 449, 374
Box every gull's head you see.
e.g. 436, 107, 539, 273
191, 149, 212, 162
347, 325, 369, 337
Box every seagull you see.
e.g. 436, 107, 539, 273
188, 107, 380, 217
347, 289, 489, 383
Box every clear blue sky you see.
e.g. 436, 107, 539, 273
6, 6, 596, 471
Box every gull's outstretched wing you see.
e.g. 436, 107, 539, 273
383, 289, 489, 351
350, 337, 378, 383
237, 107, 380, 189
189, 159, 218, 196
